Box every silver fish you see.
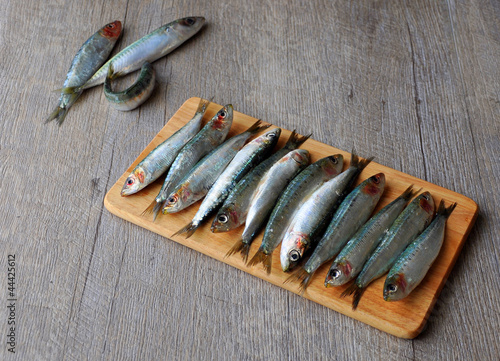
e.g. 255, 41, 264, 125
280, 153, 373, 273
81, 17, 205, 90
384, 200, 456, 301
163, 121, 269, 214
225, 149, 310, 262
46, 21, 122, 125
211, 130, 310, 233
342, 191, 435, 310
325, 185, 415, 287
247, 155, 344, 274
120, 98, 210, 196
144, 104, 233, 220
104, 61, 156, 111
173, 127, 281, 238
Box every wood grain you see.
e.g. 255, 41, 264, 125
104, 97, 478, 339
1, 0, 499, 360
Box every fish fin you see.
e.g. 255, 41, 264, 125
195, 97, 211, 115
340, 283, 365, 310
141, 199, 162, 221
58, 85, 83, 95
45, 89, 83, 126
225, 238, 250, 262
399, 184, 416, 202
284, 130, 312, 150
284, 267, 313, 294
247, 250, 272, 274
244, 119, 271, 136
172, 221, 199, 239
437, 200, 457, 218
350, 148, 374, 171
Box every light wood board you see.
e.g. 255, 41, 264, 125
104, 97, 478, 339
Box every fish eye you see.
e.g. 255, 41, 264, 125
219, 110, 226, 118
267, 133, 276, 138
167, 195, 178, 205
422, 193, 430, 201
107, 24, 114, 28
332, 157, 338, 164
288, 250, 300, 262
126, 178, 134, 185
329, 269, 341, 279
185, 17, 195, 25
218, 214, 228, 224
387, 284, 398, 293
372, 175, 380, 184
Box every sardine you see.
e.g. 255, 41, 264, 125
46, 21, 122, 125
80, 17, 205, 90
144, 104, 233, 220
120, 98, 210, 196
104, 61, 156, 111
173, 127, 281, 238
163, 121, 269, 214
226, 149, 310, 262
289, 173, 386, 292
280, 153, 373, 273
210, 130, 310, 233
247, 155, 344, 274
384, 200, 456, 301
342, 191, 435, 310
325, 185, 415, 287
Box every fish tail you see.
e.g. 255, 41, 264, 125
195, 97, 211, 115
141, 199, 162, 221
244, 119, 271, 135
340, 283, 365, 310
45, 91, 82, 126
400, 184, 416, 201
437, 199, 457, 218
172, 221, 199, 238
284, 267, 313, 294
225, 238, 249, 262
350, 148, 374, 171
285, 130, 312, 150
247, 249, 272, 274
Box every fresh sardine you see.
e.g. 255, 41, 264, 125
173, 127, 281, 238
325, 185, 415, 287
104, 61, 156, 111
46, 21, 122, 125
120, 98, 210, 196
144, 104, 233, 220
384, 200, 456, 301
342, 191, 435, 310
163, 121, 269, 214
248, 155, 344, 274
280, 153, 373, 273
226, 149, 310, 262
211, 130, 310, 233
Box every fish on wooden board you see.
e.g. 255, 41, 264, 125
173, 127, 281, 238
120, 98, 210, 196
247, 155, 344, 274
383, 200, 456, 302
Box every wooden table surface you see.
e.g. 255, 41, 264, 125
1, 0, 498, 360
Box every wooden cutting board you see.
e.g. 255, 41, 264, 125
104, 97, 478, 339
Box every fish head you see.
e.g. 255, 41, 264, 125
324, 260, 353, 287
362, 173, 386, 196
170, 17, 206, 35
418, 191, 435, 223
211, 204, 240, 233
320, 154, 344, 178
280, 233, 309, 272
162, 186, 190, 214
101, 21, 122, 40
290, 149, 310, 167
258, 127, 281, 147
211, 104, 234, 132
120, 167, 146, 196
383, 273, 408, 301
